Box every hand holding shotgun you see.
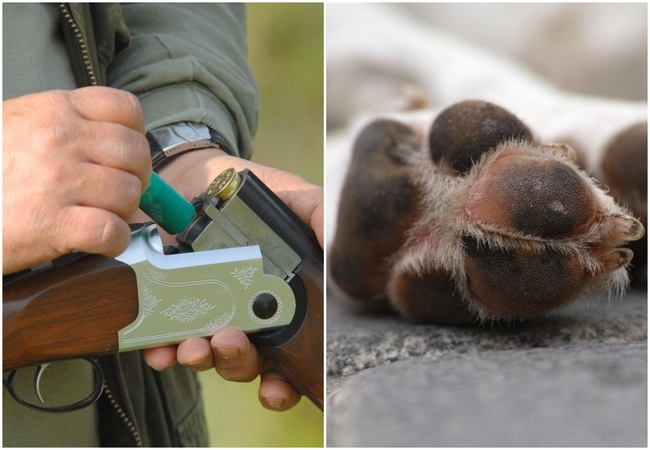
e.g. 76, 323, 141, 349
3, 88, 324, 413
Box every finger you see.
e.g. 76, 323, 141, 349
177, 338, 214, 371
258, 361, 301, 411
211, 328, 262, 383
309, 195, 325, 249
68, 86, 146, 134
80, 123, 152, 192
277, 185, 324, 248
243, 166, 324, 248
74, 164, 144, 222
143, 346, 178, 371
52, 206, 131, 257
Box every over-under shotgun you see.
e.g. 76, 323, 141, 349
4, 169, 324, 410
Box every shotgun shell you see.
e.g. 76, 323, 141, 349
139, 172, 196, 235
206, 167, 241, 202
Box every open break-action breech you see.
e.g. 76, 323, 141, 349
3, 168, 324, 412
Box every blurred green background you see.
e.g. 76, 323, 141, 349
198, 3, 324, 447
248, 3, 324, 186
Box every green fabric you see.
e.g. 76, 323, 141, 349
2, 3, 78, 98
97, 352, 209, 447
3, 361, 99, 447
74, 3, 130, 86
108, 3, 259, 159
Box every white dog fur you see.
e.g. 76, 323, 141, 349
326, 3, 647, 247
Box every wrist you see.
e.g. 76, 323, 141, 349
158, 147, 251, 203
147, 122, 233, 171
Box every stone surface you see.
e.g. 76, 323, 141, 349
326, 289, 647, 447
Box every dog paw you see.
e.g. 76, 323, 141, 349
331, 100, 645, 324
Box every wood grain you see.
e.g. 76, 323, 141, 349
3, 255, 139, 371
257, 257, 324, 409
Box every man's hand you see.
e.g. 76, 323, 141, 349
2, 87, 150, 274
140, 148, 323, 411
144, 329, 303, 411
158, 148, 324, 248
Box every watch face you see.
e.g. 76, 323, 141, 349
149, 122, 220, 169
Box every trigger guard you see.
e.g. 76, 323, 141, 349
3, 358, 104, 413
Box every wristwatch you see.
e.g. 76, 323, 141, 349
147, 122, 231, 170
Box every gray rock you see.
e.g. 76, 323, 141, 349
327, 290, 647, 381
327, 342, 647, 447
327, 290, 647, 447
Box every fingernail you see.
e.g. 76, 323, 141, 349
216, 347, 240, 359
264, 397, 284, 410
185, 356, 210, 369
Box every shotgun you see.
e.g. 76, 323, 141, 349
3, 168, 323, 412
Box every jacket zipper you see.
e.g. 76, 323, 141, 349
102, 382, 143, 447
58, 5, 140, 446
59, 3, 98, 86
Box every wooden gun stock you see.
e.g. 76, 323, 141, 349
3, 254, 324, 409
3, 256, 138, 371
255, 258, 324, 410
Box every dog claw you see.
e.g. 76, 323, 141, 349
607, 214, 645, 242
598, 248, 634, 273
539, 143, 578, 165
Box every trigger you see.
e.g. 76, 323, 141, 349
34, 363, 50, 404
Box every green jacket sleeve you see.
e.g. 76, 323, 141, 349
106, 3, 258, 159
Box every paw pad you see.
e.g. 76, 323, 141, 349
462, 235, 585, 315
330, 119, 422, 300
429, 100, 533, 175
468, 153, 597, 238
